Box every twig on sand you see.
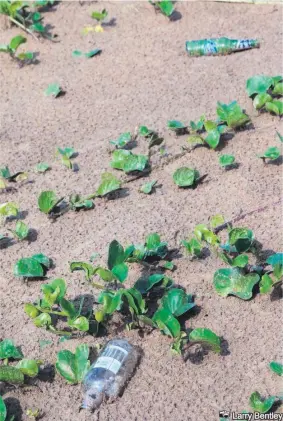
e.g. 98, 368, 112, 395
214, 198, 282, 233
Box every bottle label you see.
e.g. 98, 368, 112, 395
93, 345, 128, 375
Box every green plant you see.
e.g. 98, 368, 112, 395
0, 396, 7, 421
246, 75, 283, 116
126, 233, 169, 262
150, 1, 175, 17
216, 101, 250, 129
14, 253, 51, 278
167, 120, 187, 135
269, 361, 283, 376
258, 146, 281, 162
138, 125, 163, 149
110, 132, 132, 149
38, 191, 64, 215
72, 49, 101, 58
187, 118, 228, 150
0, 1, 49, 39
96, 172, 121, 197
0, 202, 19, 222
249, 392, 278, 413
213, 268, 260, 300
111, 150, 148, 173
0, 339, 41, 385
173, 167, 200, 188
0, 166, 27, 183
56, 344, 90, 384
24, 278, 90, 335
259, 253, 283, 294
219, 154, 236, 168
8, 220, 29, 240
35, 162, 50, 173
139, 180, 157, 194
69, 194, 94, 211
182, 238, 202, 258
26, 409, 41, 420
91, 9, 108, 23
44, 84, 62, 98
95, 240, 130, 284
277, 131, 283, 142
0, 34, 34, 64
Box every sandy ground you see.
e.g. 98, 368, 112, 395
0, 1, 283, 421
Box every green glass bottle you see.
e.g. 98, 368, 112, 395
186, 37, 260, 57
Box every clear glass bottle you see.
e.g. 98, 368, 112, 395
81, 339, 140, 411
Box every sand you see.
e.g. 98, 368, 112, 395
0, 1, 282, 420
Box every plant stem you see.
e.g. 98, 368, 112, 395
9, 16, 38, 41
48, 326, 72, 336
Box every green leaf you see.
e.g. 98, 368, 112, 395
60, 298, 77, 319
0, 339, 23, 360
0, 44, 9, 53
134, 273, 169, 293
70, 262, 94, 281
231, 254, 249, 268
111, 262, 128, 283
14, 257, 44, 278
91, 9, 108, 22
0, 202, 18, 218
57, 147, 76, 159
140, 180, 157, 194
111, 150, 148, 173
97, 290, 122, 314
33, 313, 51, 327
249, 392, 276, 413
162, 261, 174, 271
204, 129, 220, 149
56, 344, 90, 384
68, 316, 89, 331
16, 359, 39, 377
156, 0, 174, 17
72, 50, 83, 57
0, 167, 11, 179
24, 304, 40, 319
167, 120, 187, 132
228, 228, 254, 252
139, 126, 154, 137
146, 233, 161, 250
94, 267, 114, 282
189, 328, 221, 353
30, 22, 45, 33
259, 273, 274, 294
17, 52, 34, 61
161, 288, 195, 317
194, 224, 220, 246
209, 214, 225, 229
32, 253, 51, 269
9, 34, 26, 52
213, 268, 260, 300
272, 82, 283, 95
0, 365, 25, 384
69, 194, 93, 210
219, 154, 235, 167
269, 361, 283, 376
246, 75, 274, 97
96, 172, 121, 197
110, 132, 132, 149
41, 278, 66, 305
216, 101, 250, 129
258, 146, 280, 161
11, 221, 29, 240
265, 100, 283, 116
253, 93, 272, 110
267, 253, 283, 267
0, 396, 7, 421
107, 240, 125, 270
35, 162, 50, 173
173, 167, 199, 187
85, 49, 101, 58
152, 308, 180, 338
44, 84, 62, 98
38, 190, 63, 214
186, 134, 204, 146
182, 238, 202, 257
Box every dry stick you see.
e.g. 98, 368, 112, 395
214, 198, 282, 234
9, 17, 38, 41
